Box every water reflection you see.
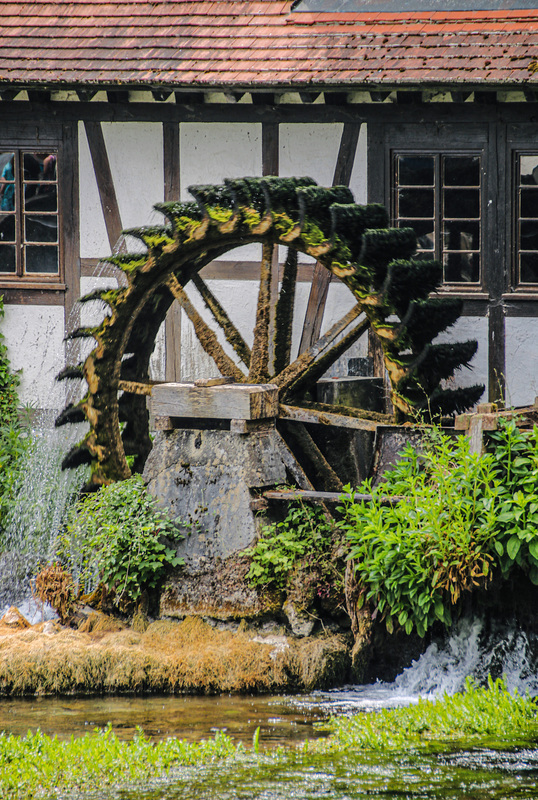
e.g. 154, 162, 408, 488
0, 693, 329, 747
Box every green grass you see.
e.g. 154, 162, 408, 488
1, 678, 537, 798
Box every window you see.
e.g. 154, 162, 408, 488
392, 152, 481, 284
0, 150, 59, 279
515, 153, 538, 285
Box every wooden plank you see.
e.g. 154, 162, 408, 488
0, 287, 65, 305
151, 382, 279, 420
279, 403, 381, 432
298, 122, 361, 353
262, 122, 280, 373
264, 489, 403, 505
163, 121, 182, 383
163, 121, 180, 201
61, 122, 80, 326
84, 121, 124, 251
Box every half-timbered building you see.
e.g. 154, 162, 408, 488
1, 0, 537, 411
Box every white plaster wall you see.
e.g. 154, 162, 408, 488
79, 122, 164, 258
180, 123, 262, 264
349, 124, 367, 205
435, 316, 489, 401
505, 318, 538, 407
4, 305, 65, 410
103, 122, 164, 231
279, 123, 343, 187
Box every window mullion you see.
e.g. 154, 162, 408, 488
434, 154, 442, 269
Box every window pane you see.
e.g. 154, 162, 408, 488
25, 215, 58, 243
520, 155, 538, 185
0, 244, 15, 273
397, 156, 434, 186
520, 189, 538, 218
444, 188, 480, 218
23, 152, 57, 182
399, 218, 434, 250
24, 184, 57, 212
520, 220, 538, 252
0, 214, 15, 243
398, 188, 434, 217
0, 153, 15, 212
443, 220, 480, 251
25, 245, 58, 274
444, 252, 480, 283
444, 156, 480, 187
520, 252, 538, 283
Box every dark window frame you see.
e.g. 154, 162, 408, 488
0, 122, 76, 299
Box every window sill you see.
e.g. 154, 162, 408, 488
0, 281, 66, 291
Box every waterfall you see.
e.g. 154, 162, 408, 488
0, 412, 87, 618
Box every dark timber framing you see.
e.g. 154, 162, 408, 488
2, 97, 537, 405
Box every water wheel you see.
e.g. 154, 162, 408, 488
56, 177, 483, 490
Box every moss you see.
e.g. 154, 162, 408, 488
206, 205, 234, 224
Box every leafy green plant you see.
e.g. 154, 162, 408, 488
486, 418, 538, 582
338, 430, 498, 637
246, 499, 337, 592
60, 475, 184, 609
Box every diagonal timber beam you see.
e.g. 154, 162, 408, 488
249, 242, 274, 383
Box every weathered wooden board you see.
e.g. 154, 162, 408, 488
264, 489, 403, 505
279, 403, 381, 432
151, 382, 279, 420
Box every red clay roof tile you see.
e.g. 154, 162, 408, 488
0, 0, 537, 89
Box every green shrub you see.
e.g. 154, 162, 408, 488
339, 419, 538, 637
246, 499, 337, 592
60, 475, 184, 608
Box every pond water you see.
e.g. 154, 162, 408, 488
3, 616, 538, 798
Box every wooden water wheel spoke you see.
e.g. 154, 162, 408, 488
248, 241, 274, 383
273, 248, 298, 376
191, 272, 251, 369
273, 303, 364, 393
166, 274, 246, 383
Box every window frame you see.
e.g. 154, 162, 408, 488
391, 149, 484, 288
0, 123, 69, 294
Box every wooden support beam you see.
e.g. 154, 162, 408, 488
151, 382, 279, 420
298, 122, 361, 354
262, 121, 280, 374
264, 489, 403, 505
84, 121, 124, 251
279, 403, 383, 432
163, 120, 182, 381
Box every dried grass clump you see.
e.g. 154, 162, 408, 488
0, 616, 351, 696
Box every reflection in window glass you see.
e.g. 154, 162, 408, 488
25, 245, 58, 274
0, 245, 15, 273
0, 150, 60, 278
517, 153, 538, 283
393, 152, 481, 283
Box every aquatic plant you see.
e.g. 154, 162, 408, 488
58, 475, 184, 610
313, 676, 538, 751
1, 677, 537, 799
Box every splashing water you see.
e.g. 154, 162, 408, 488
0, 411, 87, 613
293, 615, 538, 715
